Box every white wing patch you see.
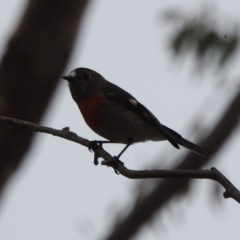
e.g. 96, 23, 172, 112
129, 99, 138, 106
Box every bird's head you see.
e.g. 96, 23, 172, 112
63, 68, 103, 101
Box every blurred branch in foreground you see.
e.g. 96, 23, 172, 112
0, 0, 89, 198
163, 8, 240, 68
103, 75, 240, 240
0, 115, 239, 204
100, 9, 240, 240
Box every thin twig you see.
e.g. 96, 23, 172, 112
106, 162, 240, 203
0, 115, 239, 203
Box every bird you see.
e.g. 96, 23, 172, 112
63, 67, 210, 159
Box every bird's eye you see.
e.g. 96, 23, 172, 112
83, 72, 91, 79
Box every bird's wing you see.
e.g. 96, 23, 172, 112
102, 81, 180, 149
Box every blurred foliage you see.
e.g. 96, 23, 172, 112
163, 8, 240, 67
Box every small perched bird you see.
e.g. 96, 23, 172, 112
63, 68, 210, 159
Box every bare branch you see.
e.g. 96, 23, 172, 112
111, 163, 240, 203
0, 115, 239, 204
104, 89, 240, 240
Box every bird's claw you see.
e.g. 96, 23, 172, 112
88, 140, 103, 152
94, 154, 99, 166
89, 141, 104, 165
102, 157, 124, 175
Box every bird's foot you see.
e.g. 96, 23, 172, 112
88, 140, 103, 152
88, 141, 104, 165
102, 157, 124, 175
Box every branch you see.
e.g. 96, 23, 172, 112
114, 163, 240, 202
0, 115, 239, 204
0, 115, 112, 162
104, 89, 240, 240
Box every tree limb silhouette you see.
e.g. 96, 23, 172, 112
104, 89, 240, 240
0, 0, 88, 197
0, 115, 239, 204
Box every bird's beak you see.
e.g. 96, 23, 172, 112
62, 76, 73, 81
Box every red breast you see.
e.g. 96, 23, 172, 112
77, 93, 106, 133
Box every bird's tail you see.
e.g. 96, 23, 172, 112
162, 125, 210, 158
174, 137, 210, 158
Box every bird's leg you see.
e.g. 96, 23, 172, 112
89, 140, 132, 174
108, 141, 132, 174
116, 142, 132, 159
89, 140, 115, 166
